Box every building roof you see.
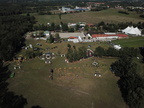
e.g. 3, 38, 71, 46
92, 34, 128, 38
87, 24, 95, 27
69, 36, 78, 39
59, 33, 85, 38
117, 34, 128, 37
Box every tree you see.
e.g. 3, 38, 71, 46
68, 28, 74, 32
67, 44, 71, 49
0, 59, 27, 108
111, 55, 137, 77
55, 33, 61, 42
58, 13, 61, 20
48, 34, 54, 43
75, 24, 80, 31
78, 46, 87, 59
61, 23, 68, 31
94, 46, 105, 57
111, 55, 144, 108
106, 47, 119, 57
84, 25, 89, 31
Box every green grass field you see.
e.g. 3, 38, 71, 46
32, 9, 144, 25
7, 38, 128, 108
112, 37, 144, 48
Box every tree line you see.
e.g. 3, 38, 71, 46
0, 14, 35, 61
0, 4, 43, 108
111, 55, 144, 108
66, 45, 140, 63
94, 46, 139, 58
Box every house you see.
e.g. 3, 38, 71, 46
68, 23, 77, 28
86, 24, 95, 27
44, 31, 50, 38
68, 36, 79, 43
68, 36, 83, 43
61, 7, 74, 13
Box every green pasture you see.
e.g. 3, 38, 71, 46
7, 38, 127, 108
112, 37, 144, 48
32, 9, 144, 25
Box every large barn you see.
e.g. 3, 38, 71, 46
92, 34, 128, 41
59, 32, 85, 39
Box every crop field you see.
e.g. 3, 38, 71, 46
7, 38, 127, 108
33, 9, 144, 25
112, 36, 144, 48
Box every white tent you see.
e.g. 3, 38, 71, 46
122, 26, 131, 33
134, 27, 141, 36
114, 45, 121, 50
122, 26, 141, 36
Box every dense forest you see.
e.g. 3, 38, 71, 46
0, 4, 37, 108
0, 5, 35, 61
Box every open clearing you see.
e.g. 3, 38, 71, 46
7, 38, 128, 108
8, 57, 126, 108
112, 37, 144, 48
33, 9, 144, 25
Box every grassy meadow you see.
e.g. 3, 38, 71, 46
7, 38, 128, 108
33, 9, 144, 25
112, 37, 144, 48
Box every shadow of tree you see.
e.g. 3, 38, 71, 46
0, 62, 27, 108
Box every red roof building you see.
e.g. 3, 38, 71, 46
69, 36, 78, 39
92, 34, 128, 38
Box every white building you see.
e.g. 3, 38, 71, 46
59, 32, 85, 39
68, 36, 83, 43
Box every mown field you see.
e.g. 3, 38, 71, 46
112, 36, 144, 48
33, 9, 144, 25
7, 39, 128, 108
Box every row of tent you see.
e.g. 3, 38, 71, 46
122, 26, 141, 36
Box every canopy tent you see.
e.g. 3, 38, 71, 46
122, 26, 131, 33
122, 26, 141, 36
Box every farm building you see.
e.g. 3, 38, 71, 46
92, 34, 128, 41
61, 7, 75, 13
92, 34, 118, 41
68, 36, 83, 43
68, 23, 77, 28
59, 32, 85, 39
86, 49, 94, 57
44, 31, 50, 38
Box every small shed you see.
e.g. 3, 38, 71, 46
86, 49, 94, 57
